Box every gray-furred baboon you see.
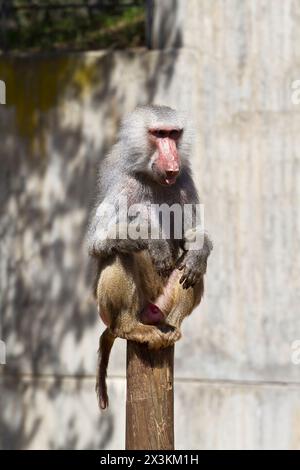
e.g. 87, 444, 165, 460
88, 105, 213, 409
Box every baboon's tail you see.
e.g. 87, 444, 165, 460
96, 328, 115, 410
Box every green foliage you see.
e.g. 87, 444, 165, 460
1, 2, 145, 52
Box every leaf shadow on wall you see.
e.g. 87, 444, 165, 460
0, 32, 180, 450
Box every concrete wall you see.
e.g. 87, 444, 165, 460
1, 0, 300, 449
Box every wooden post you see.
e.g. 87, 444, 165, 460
126, 341, 174, 450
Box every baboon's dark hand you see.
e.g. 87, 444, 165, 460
178, 251, 208, 289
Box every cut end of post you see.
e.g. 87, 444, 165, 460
125, 341, 174, 450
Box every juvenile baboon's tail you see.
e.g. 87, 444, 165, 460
96, 328, 115, 410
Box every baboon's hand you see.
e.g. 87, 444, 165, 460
148, 241, 174, 277
178, 231, 213, 288
177, 249, 209, 289
176, 241, 212, 289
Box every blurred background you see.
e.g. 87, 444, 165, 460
1, 0, 300, 450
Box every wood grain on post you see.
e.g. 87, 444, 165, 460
126, 341, 174, 450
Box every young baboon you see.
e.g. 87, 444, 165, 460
88, 105, 213, 409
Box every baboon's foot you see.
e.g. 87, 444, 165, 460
165, 325, 182, 346
114, 323, 169, 349
148, 324, 182, 349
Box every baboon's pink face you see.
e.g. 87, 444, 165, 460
148, 127, 183, 186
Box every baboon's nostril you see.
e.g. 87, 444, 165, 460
166, 169, 179, 178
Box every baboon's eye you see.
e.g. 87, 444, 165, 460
149, 129, 183, 139
169, 129, 183, 140
151, 129, 169, 138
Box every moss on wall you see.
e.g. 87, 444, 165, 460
0, 54, 100, 155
